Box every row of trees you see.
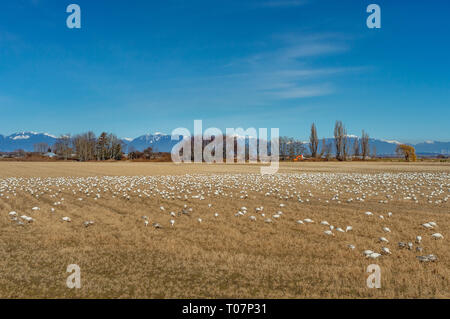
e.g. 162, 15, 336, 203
306, 121, 415, 161
36, 132, 125, 161
332, 121, 371, 161
31, 124, 417, 162
280, 121, 376, 161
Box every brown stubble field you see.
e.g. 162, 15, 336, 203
0, 161, 449, 298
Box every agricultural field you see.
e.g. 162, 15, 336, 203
0, 161, 449, 298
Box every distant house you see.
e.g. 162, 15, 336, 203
43, 152, 57, 158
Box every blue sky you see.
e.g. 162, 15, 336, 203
0, 0, 449, 142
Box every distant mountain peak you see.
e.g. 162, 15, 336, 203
381, 139, 402, 145
11, 134, 30, 140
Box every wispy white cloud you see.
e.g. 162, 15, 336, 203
269, 84, 334, 99
275, 66, 367, 79
216, 33, 360, 100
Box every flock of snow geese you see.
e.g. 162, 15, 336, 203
1, 172, 448, 263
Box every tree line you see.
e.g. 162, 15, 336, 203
32, 123, 417, 162
278, 121, 374, 161
33, 132, 141, 161
279, 121, 415, 161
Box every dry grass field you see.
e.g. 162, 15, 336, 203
0, 161, 449, 298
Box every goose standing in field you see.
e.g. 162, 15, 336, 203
363, 250, 374, 257
367, 252, 381, 259
383, 227, 391, 233
345, 226, 353, 232
62, 217, 71, 222
320, 221, 330, 226
296, 220, 304, 225
347, 244, 355, 250
21, 215, 34, 223
197, 218, 202, 223
431, 233, 444, 240
379, 237, 389, 243
324, 230, 334, 236
170, 219, 175, 227
304, 218, 314, 224
381, 247, 391, 255
416, 236, 422, 244
422, 223, 434, 229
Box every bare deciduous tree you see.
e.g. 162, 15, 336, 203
73, 131, 96, 161
353, 138, 360, 158
334, 121, 344, 161
279, 136, 290, 161
279, 136, 305, 161
361, 130, 370, 160
53, 134, 72, 160
309, 123, 319, 158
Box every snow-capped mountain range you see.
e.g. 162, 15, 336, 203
0, 132, 449, 155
